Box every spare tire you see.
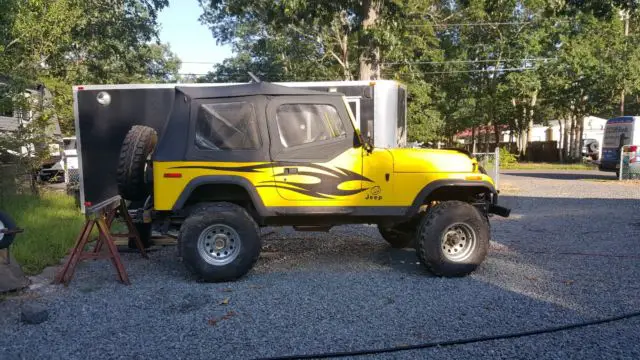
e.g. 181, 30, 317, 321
117, 125, 157, 201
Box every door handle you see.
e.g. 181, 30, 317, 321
284, 167, 298, 175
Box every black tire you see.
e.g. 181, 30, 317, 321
0, 211, 18, 250
378, 224, 414, 249
116, 125, 157, 201
416, 201, 489, 277
179, 202, 261, 282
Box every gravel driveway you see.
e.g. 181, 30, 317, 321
1, 170, 639, 360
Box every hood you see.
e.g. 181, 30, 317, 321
389, 148, 476, 173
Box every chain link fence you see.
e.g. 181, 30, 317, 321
473, 147, 500, 190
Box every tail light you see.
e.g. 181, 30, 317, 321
628, 145, 638, 152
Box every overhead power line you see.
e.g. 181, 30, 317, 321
407, 19, 570, 27
382, 67, 539, 75
407, 21, 534, 27
381, 57, 555, 65
181, 57, 555, 66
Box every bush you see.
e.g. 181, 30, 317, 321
498, 147, 518, 169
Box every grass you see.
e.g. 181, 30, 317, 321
0, 191, 85, 275
502, 162, 598, 170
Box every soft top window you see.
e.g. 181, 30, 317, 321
275, 104, 346, 148
195, 101, 260, 150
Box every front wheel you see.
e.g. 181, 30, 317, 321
416, 201, 489, 277
179, 202, 261, 282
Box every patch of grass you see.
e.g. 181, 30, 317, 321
503, 162, 598, 170
0, 191, 84, 275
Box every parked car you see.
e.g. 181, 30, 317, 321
582, 138, 600, 160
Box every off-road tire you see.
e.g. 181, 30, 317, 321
0, 211, 18, 250
179, 202, 261, 282
378, 224, 414, 249
116, 125, 157, 201
416, 201, 489, 277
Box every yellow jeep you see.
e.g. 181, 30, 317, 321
116, 82, 510, 282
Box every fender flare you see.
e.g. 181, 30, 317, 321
172, 175, 270, 217
405, 179, 497, 217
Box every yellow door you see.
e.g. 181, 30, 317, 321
266, 96, 367, 206
360, 148, 394, 205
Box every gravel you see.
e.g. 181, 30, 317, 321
1, 169, 639, 359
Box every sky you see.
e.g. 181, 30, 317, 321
157, 0, 233, 75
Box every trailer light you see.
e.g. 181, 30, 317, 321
164, 173, 182, 178
628, 145, 637, 152
77, 86, 84, 90
84, 201, 92, 207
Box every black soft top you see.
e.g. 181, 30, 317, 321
177, 82, 342, 99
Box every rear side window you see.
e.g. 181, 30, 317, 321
195, 102, 260, 150
275, 104, 346, 148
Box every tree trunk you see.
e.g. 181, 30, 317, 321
568, 115, 575, 161
577, 116, 585, 160
571, 116, 581, 160
562, 118, 569, 161
359, 0, 381, 80
494, 123, 501, 148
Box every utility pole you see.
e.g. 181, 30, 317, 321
621, 9, 630, 116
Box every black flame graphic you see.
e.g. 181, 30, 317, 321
170, 162, 375, 199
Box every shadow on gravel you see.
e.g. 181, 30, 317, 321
503, 171, 615, 181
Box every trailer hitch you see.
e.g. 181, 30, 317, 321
0, 228, 24, 235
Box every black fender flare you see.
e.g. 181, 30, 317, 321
405, 179, 497, 217
172, 175, 270, 217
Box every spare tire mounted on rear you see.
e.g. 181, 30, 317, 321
117, 125, 157, 201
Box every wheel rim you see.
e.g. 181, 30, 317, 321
0, 219, 4, 241
441, 223, 476, 262
197, 224, 241, 266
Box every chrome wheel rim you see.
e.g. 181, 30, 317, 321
0, 219, 4, 241
197, 224, 241, 265
441, 223, 476, 262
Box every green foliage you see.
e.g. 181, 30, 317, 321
0, 0, 177, 139
498, 147, 518, 169
197, 0, 640, 146
0, 191, 84, 274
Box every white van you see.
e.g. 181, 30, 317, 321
599, 116, 640, 174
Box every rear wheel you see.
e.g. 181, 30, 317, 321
416, 201, 489, 277
179, 202, 261, 282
